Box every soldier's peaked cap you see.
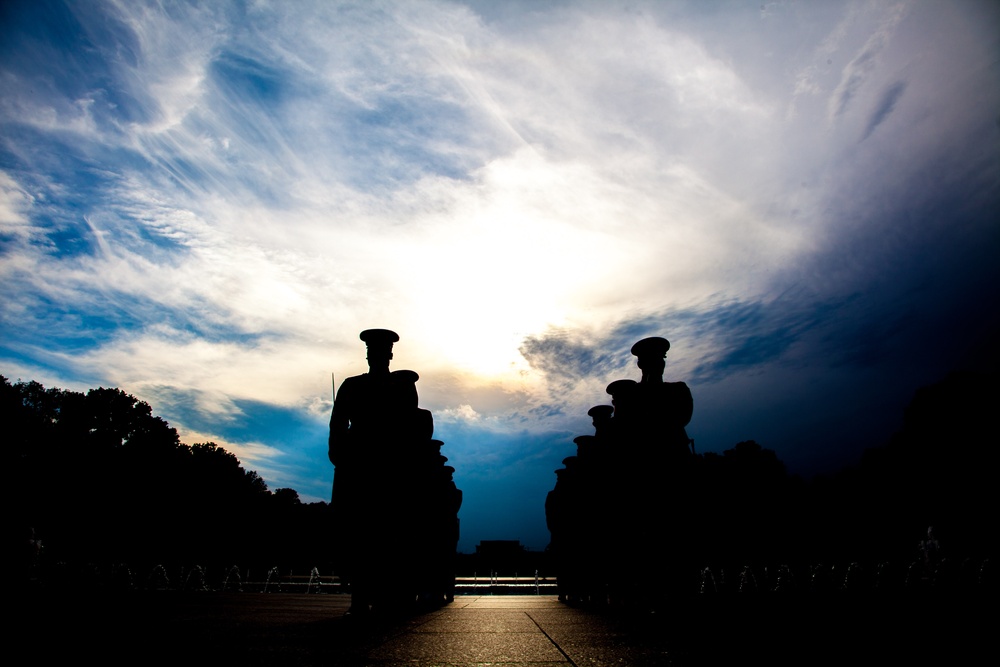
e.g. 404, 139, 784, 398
588, 404, 614, 418
630, 336, 670, 357
360, 329, 399, 346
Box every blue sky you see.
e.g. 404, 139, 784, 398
2, 0, 998, 552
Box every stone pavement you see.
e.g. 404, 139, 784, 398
16, 591, 988, 666
359, 595, 671, 665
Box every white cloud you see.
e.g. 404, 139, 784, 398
0, 170, 35, 241
52, 327, 335, 415
178, 428, 282, 466
438, 403, 481, 422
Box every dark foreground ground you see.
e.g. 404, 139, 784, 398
14, 591, 992, 666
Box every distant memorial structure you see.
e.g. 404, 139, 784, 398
329, 329, 462, 613
545, 336, 695, 606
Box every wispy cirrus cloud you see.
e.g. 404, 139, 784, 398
862, 79, 907, 140
828, 1, 910, 120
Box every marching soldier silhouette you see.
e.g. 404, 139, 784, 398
547, 336, 696, 607
329, 329, 459, 613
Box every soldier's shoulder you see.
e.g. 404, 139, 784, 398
391, 369, 420, 384
336, 374, 369, 393
663, 381, 692, 396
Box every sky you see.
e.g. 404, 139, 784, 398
2, 0, 998, 553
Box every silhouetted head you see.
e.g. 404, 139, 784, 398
588, 404, 614, 423
587, 405, 614, 435
606, 379, 637, 403
631, 336, 669, 382
360, 328, 398, 373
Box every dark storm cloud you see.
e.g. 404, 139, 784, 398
518, 331, 622, 382
686, 300, 825, 380
519, 294, 846, 388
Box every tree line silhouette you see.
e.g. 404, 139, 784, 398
6, 375, 333, 585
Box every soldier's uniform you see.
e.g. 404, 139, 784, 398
329, 329, 454, 612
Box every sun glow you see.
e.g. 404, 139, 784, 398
379, 151, 641, 381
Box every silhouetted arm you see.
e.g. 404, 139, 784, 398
329, 378, 356, 465
669, 381, 694, 427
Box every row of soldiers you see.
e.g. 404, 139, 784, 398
546, 336, 698, 606
329, 329, 462, 613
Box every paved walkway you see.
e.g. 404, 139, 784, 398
356, 595, 668, 665
17, 592, 987, 666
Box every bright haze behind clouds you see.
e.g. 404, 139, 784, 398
2, 0, 998, 552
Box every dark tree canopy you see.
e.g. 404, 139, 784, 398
5, 375, 330, 574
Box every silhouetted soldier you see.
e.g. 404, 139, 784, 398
588, 405, 615, 441
550, 336, 697, 608
330, 329, 424, 612
329, 330, 431, 467
329, 329, 459, 613
622, 336, 693, 458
